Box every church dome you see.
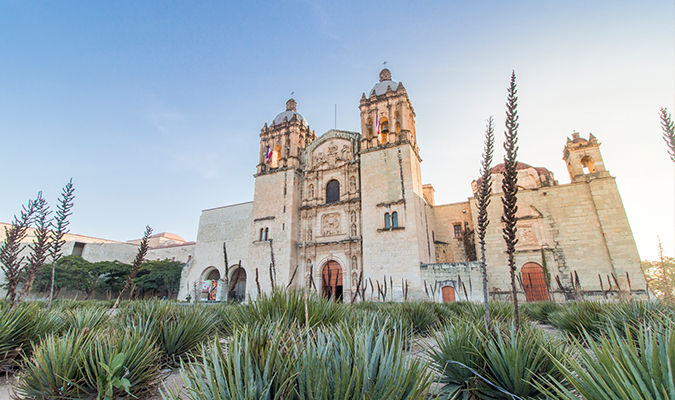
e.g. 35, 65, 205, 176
273, 98, 308, 126
369, 68, 399, 97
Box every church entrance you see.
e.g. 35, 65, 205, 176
441, 286, 456, 302
228, 267, 247, 302
322, 261, 343, 302
521, 262, 550, 302
202, 268, 220, 301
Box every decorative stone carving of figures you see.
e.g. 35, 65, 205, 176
351, 223, 357, 237
308, 184, 314, 199
341, 145, 352, 161
351, 210, 356, 223
307, 228, 312, 242
351, 256, 358, 287
349, 176, 356, 192
305, 260, 313, 287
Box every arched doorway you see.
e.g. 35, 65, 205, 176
322, 261, 343, 302
228, 267, 247, 302
202, 268, 220, 301
521, 262, 550, 302
441, 286, 456, 303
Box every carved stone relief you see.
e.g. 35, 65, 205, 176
517, 223, 538, 247
349, 176, 356, 192
321, 213, 341, 236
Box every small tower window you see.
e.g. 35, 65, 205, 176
392, 212, 398, 228
384, 213, 391, 229
264, 228, 269, 241
396, 121, 401, 133
326, 180, 340, 204
453, 224, 462, 238
259, 228, 264, 241
580, 155, 596, 174
72, 242, 85, 257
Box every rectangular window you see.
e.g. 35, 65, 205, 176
72, 242, 85, 257
453, 224, 462, 238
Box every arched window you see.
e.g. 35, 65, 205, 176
395, 121, 401, 133
384, 213, 391, 229
259, 228, 264, 241
580, 156, 596, 174
271, 144, 281, 168
391, 212, 398, 228
264, 227, 269, 241
326, 180, 340, 204
381, 117, 389, 133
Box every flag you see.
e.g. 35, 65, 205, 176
265, 145, 272, 163
376, 114, 380, 137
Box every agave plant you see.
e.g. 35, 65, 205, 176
0, 302, 64, 370
428, 319, 485, 399
548, 301, 605, 340
540, 318, 675, 400
247, 290, 347, 328
116, 301, 218, 364
65, 307, 109, 332
159, 305, 219, 364
599, 300, 674, 338
13, 332, 88, 399
163, 323, 297, 400
80, 329, 161, 398
520, 301, 558, 324
474, 322, 567, 399
296, 321, 431, 399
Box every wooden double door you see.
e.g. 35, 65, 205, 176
322, 261, 343, 302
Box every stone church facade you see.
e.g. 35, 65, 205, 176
177, 68, 648, 303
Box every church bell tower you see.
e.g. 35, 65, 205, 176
248, 99, 316, 294
358, 69, 435, 299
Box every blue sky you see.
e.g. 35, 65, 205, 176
1, 1, 673, 260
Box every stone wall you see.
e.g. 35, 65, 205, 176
420, 261, 484, 302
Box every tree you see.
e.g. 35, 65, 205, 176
16, 192, 51, 307
477, 116, 495, 325
642, 238, 675, 303
46, 179, 75, 313
133, 259, 183, 299
0, 195, 38, 308
661, 107, 675, 161
95, 260, 132, 297
110, 226, 152, 314
501, 71, 521, 328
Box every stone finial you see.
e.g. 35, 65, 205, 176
379, 68, 392, 82
286, 98, 297, 112
572, 131, 580, 139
